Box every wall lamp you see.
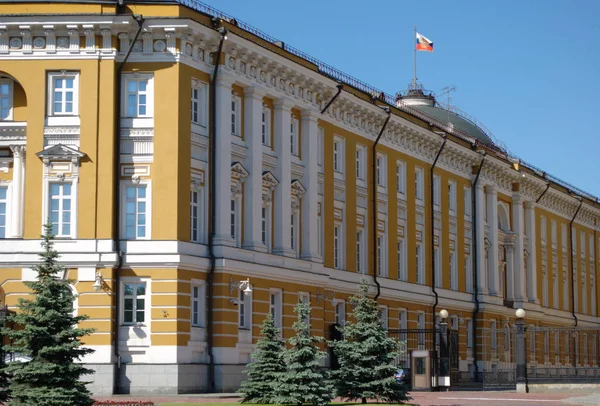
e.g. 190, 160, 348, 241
229, 277, 252, 304
92, 271, 104, 292
315, 290, 335, 304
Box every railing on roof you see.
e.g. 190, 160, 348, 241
177, 0, 599, 202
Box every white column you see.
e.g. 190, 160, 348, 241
273, 99, 293, 257
300, 109, 321, 262
242, 87, 266, 251
513, 192, 527, 304
213, 73, 235, 247
505, 241, 515, 301
475, 183, 488, 295
487, 185, 500, 296
9, 145, 25, 238
524, 200, 538, 303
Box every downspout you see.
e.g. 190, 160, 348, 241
569, 199, 583, 328
471, 151, 486, 381
535, 183, 551, 204
207, 22, 227, 393
372, 108, 391, 301
320, 84, 343, 115
430, 137, 446, 332
112, 12, 144, 394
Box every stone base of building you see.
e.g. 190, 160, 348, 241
86, 363, 247, 395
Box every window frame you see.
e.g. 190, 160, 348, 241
190, 185, 206, 244
334, 300, 345, 326
396, 160, 406, 198
0, 185, 8, 238
450, 249, 458, 291
378, 305, 388, 329
121, 73, 154, 119
464, 186, 472, 219
269, 288, 283, 329
397, 238, 407, 281
433, 174, 441, 210
48, 182, 74, 238
356, 229, 365, 274
376, 153, 387, 190
356, 145, 366, 182
415, 166, 424, 204
121, 180, 152, 240
0, 79, 14, 120
416, 243, 423, 284
238, 286, 253, 330
262, 105, 272, 147
231, 93, 241, 137
448, 180, 457, 215
290, 116, 300, 156
121, 280, 149, 326
317, 127, 324, 173
290, 211, 299, 258
47, 71, 80, 118
191, 281, 206, 328
334, 223, 343, 270
377, 232, 387, 277
333, 136, 343, 174
191, 79, 208, 135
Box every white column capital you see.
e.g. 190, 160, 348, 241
10, 145, 26, 157
274, 98, 294, 112
215, 72, 235, 89
243, 85, 266, 101
524, 200, 536, 210
301, 108, 320, 123
486, 184, 497, 195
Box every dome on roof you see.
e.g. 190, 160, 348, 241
396, 87, 495, 147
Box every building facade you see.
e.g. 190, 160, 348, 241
0, 0, 598, 395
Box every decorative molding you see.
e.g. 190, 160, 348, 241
231, 162, 249, 198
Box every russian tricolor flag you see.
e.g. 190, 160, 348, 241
416, 32, 434, 52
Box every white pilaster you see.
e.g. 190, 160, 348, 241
9, 145, 25, 238
300, 109, 321, 262
475, 183, 488, 295
513, 192, 527, 305
242, 86, 266, 252
505, 241, 515, 302
273, 98, 294, 257
487, 185, 500, 296
213, 73, 235, 247
524, 200, 539, 303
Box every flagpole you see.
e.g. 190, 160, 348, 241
413, 25, 417, 90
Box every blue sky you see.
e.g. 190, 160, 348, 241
210, 0, 600, 197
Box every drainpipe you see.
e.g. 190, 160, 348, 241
372, 107, 391, 301
207, 21, 228, 393
112, 12, 144, 394
320, 84, 343, 115
535, 183, 551, 204
430, 136, 446, 336
569, 198, 583, 328
471, 151, 486, 381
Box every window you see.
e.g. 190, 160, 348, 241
450, 251, 458, 291
378, 306, 388, 329
377, 234, 387, 277
299, 293, 310, 325
49, 183, 73, 237
551, 220, 557, 247
238, 289, 252, 330
125, 185, 148, 239
334, 301, 345, 325
230, 199, 238, 243
356, 230, 365, 273
123, 74, 152, 118
290, 117, 299, 155
333, 137, 343, 173
541, 216, 547, 243
0, 186, 6, 238
0, 80, 13, 120
376, 154, 386, 188
464, 187, 472, 218
49, 72, 79, 116
317, 204, 323, 258
434, 247, 441, 287
465, 253, 472, 293
396, 160, 406, 196
231, 94, 241, 136
490, 320, 497, 349
397, 239, 406, 281
291, 213, 299, 257
415, 167, 424, 202
190, 189, 202, 243
261, 206, 271, 249
356, 145, 366, 181
191, 80, 208, 131
448, 180, 456, 214
416, 244, 423, 284
467, 319, 473, 348
417, 312, 425, 347
334, 224, 342, 270
191, 283, 205, 327
450, 315, 458, 330
399, 310, 407, 330
123, 282, 146, 325
433, 174, 441, 208
270, 290, 282, 329
317, 127, 324, 173
262, 106, 271, 146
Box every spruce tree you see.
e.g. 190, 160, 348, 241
2, 224, 96, 406
331, 279, 410, 404
275, 298, 332, 406
239, 313, 286, 403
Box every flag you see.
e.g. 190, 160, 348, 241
416, 32, 433, 52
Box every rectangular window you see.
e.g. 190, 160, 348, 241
465, 253, 472, 293
396, 160, 406, 196
491, 320, 497, 349
290, 213, 299, 257
417, 312, 425, 347
123, 282, 146, 325
378, 306, 388, 329
290, 117, 299, 155
464, 187, 472, 218
551, 220, 557, 247
433, 174, 441, 208
450, 251, 458, 291
333, 139, 340, 172
0, 187, 6, 238
356, 145, 366, 180
191, 283, 205, 327
448, 180, 456, 214
416, 244, 423, 284
124, 75, 151, 117
356, 230, 364, 273
467, 319, 473, 348
377, 234, 387, 277
334, 224, 341, 269
270, 290, 282, 328
230, 199, 236, 240
376, 154, 386, 188
125, 185, 148, 239
191, 80, 208, 130
0, 80, 13, 120
262, 107, 271, 146
415, 167, 424, 202
299, 293, 310, 325
49, 72, 78, 116
49, 183, 72, 237
541, 216, 547, 243
397, 239, 406, 281
262, 206, 268, 246
434, 246, 441, 287
317, 127, 324, 172
334, 301, 345, 325
190, 189, 200, 242
239, 289, 251, 329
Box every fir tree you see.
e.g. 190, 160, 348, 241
2, 224, 96, 406
239, 313, 286, 403
331, 279, 410, 404
275, 298, 333, 406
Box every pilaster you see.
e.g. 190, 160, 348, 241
513, 192, 527, 305
475, 183, 488, 295
487, 184, 500, 296
9, 145, 25, 238
300, 109, 321, 262
524, 200, 539, 304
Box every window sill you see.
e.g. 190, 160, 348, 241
397, 192, 406, 200
191, 122, 207, 136
120, 117, 154, 128
46, 116, 80, 126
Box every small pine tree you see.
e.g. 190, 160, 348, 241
239, 313, 286, 403
275, 298, 333, 406
331, 279, 410, 404
2, 224, 96, 406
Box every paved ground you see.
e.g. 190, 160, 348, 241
95, 391, 600, 405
